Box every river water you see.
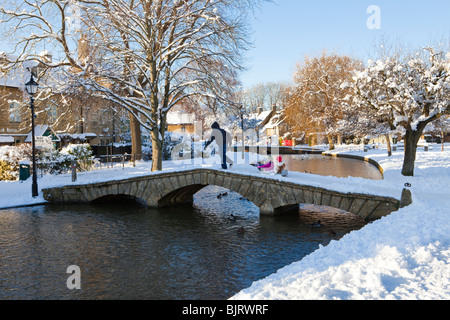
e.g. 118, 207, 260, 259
282, 154, 382, 180
0, 155, 380, 300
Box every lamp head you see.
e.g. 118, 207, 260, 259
25, 74, 39, 96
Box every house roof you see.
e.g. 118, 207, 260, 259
59, 133, 97, 140
246, 110, 273, 128
0, 55, 38, 89
0, 136, 14, 143
261, 110, 286, 131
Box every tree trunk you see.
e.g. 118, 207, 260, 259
401, 128, 422, 176
150, 115, 167, 172
129, 113, 142, 161
327, 134, 335, 150
151, 130, 163, 172
385, 134, 392, 157
442, 131, 445, 152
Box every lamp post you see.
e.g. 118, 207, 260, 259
240, 104, 245, 160
25, 74, 39, 197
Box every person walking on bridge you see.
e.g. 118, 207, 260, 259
204, 121, 233, 169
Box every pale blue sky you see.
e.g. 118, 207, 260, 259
240, 0, 450, 88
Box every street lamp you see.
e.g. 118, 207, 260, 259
240, 104, 245, 160
25, 74, 39, 197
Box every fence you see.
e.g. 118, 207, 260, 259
36, 153, 138, 180
90, 145, 132, 158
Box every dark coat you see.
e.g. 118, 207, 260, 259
205, 122, 231, 149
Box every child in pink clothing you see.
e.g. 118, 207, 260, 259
257, 160, 274, 171
257, 156, 285, 174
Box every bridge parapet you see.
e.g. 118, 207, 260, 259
42, 168, 401, 221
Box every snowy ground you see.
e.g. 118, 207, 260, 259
231, 143, 450, 300
0, 144, 449, 299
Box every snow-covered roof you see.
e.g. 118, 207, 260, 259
262, 111, 286, 131
246, 110, 271, 121
0, 56, 38, 89
25, 125, 60, 142
59, 133, 97, 140
255, 110, 272, 122
241, 110, 273, 131
167, 112, 195, 125
0, 136, 14, 143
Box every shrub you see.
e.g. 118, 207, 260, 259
39, 144, 94, 174
0, 144, 32, 181
0, 159, 18, 181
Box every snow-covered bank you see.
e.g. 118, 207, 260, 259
231, 144, 450, 300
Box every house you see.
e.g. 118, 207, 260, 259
0, 53, 34, 144
0, 42, 127, 149
249, 107, 273, 130
259, 105, 290, 145
166, 112, 195, 134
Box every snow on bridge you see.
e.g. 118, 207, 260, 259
42, 168, 402, 220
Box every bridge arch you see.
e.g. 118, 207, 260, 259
42, 169, 401, 221
147, 171, 263, 210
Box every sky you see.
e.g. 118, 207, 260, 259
240, 0, 450, 88
1, 0, 449, 91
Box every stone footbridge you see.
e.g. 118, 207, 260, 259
42, 169, 401, 221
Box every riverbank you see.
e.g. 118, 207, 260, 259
231, 143, 450, 300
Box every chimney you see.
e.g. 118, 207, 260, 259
257, 106, 263, 115
39, 50, 53, 63
272, 104, 277, 112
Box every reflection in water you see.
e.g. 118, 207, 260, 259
0, 155, 375, 299
282, 154, 383, 180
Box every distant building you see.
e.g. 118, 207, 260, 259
260, 105, 289, 141
254, 105, 290, 145
0, 39, 128, 149
0, 53, 37, 145
166, 112, 195, 134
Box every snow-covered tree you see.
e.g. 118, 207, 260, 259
339, 89, 398, 156
351, 48, 450, 176
1, 0, 260, 171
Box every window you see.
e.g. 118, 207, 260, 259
180, 126, 186, 133
9, 102, 21, 123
